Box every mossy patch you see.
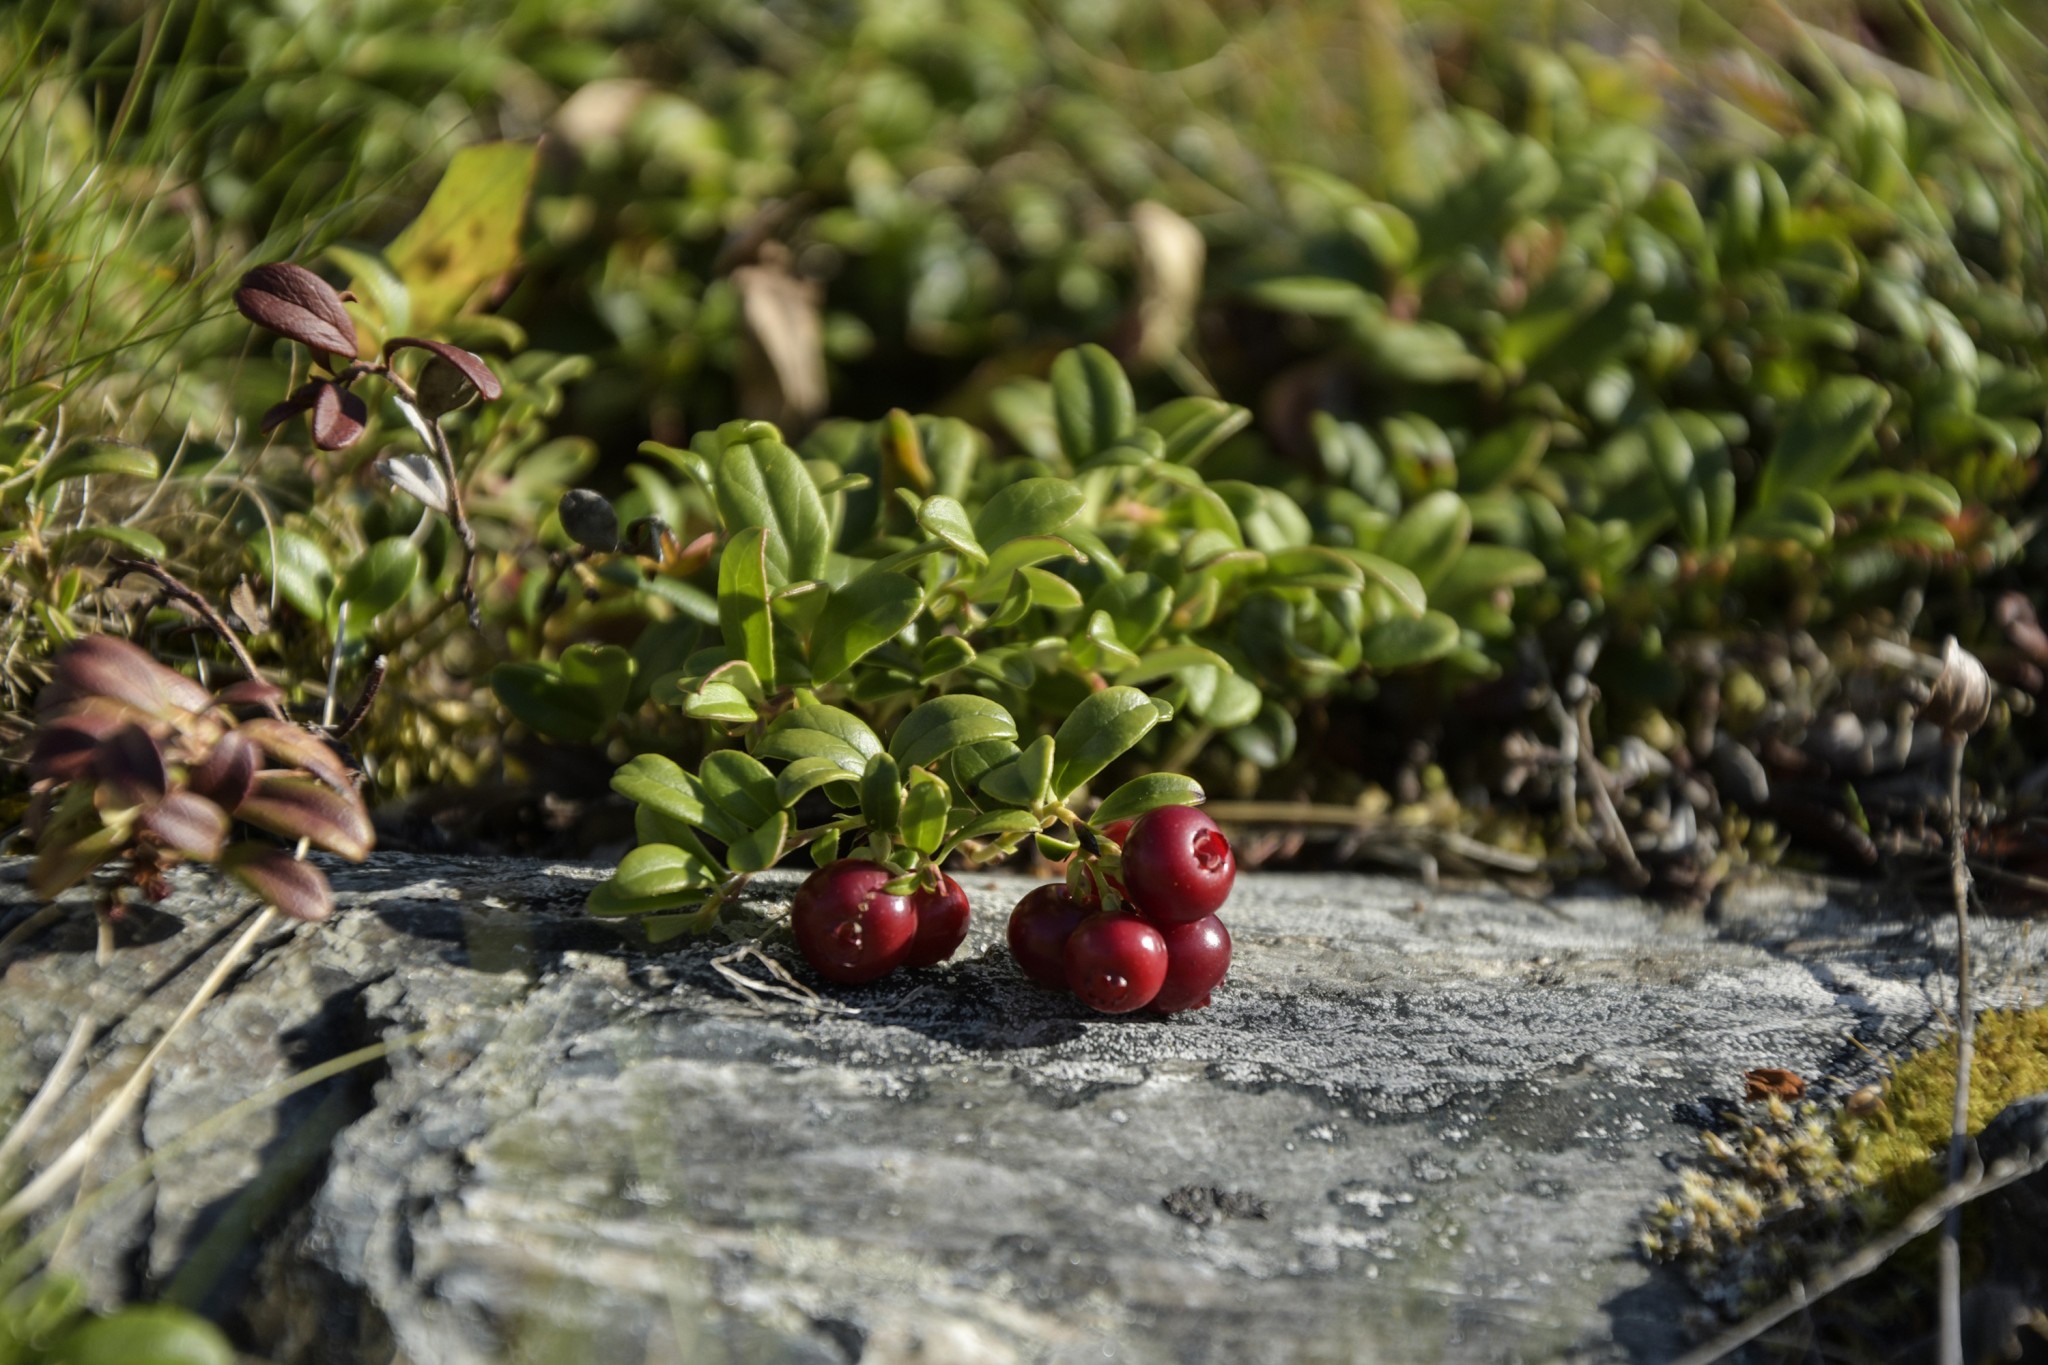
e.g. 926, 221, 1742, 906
1645, 1005, 2048, 1343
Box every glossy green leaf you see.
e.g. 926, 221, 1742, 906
758, 704, 883, 775
941, 807, 1042, 856
861, 751, 903, 833
587, 878, 703, 919
682, 680, 758, 724
915, 494, 986, 565
1359, 611, 1461, 670
1375, 491, 1471, 592
717, 525, 776, 689
491, 644, 635, 744
972, 477, 1086, 549
900, 769, 950, 855
1018, 564, 1084, 610
253, 530, 334, 620
714, 436, 831, 584
1431, 545, 1547, 606
49, 1305, 235, 1365
890, 694, 1019, 768
1756, 377, 1891, 506
965, 535, 1086, 601
979, 733, 1055, 808
918, 634, 977, 682
1051, 344, 1136, 460
1050, 686, 1161, 797
808, 570, 923, 683
726, 810, 789, 873
700, 749, 778, 827
336, 537, 421, 619
1091, 773, 1205, 827
775, 755, 859, 807
1331, 549, 1427, 616
51, 525, 167, 559
615, 842, 719, 898
612, 754, 710, 827
1144, 396, 1251, 466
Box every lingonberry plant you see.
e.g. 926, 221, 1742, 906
22, 634, 373, 944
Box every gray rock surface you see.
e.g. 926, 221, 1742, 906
1, 855, 2037, 1364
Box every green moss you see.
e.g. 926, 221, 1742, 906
1645, 1004, 2048, 1331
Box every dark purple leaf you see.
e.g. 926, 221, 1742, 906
235, 772, 373, 861
91, 723, 170, 810
260, 381, 367, 451
234, 263, 360, 359
29, 700, 132, 782
40, 635, 212, 719
138, 790, 230, 860
221, 843, 334, 922
238, 718, 354, 792
187, 729, 260, 810
383, 337, 502, 401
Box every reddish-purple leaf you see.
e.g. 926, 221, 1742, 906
92, 723, 170, 810
138, 790, 230, 860
309, 382, 369, 451
214, 677, 285, 709
221, 843, 334, 922
238, 718, 354, 792
29, 700, 133, 782
234, 263, 360, 359
40, 636, 212, 719
383, 337, 502, 401
187, 728, 260, 810
235, 772, 373, 861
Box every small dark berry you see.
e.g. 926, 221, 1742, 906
902, 872, 971, 968
1121, 805, 1235, 925
1150, 915, 1231, 1014
1006, 883, 1094, 990
790, 859, 917, 984
1063, 912, 1167, 1014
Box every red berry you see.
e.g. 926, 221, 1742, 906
1120, 805, 1235, 925
790, 860, 917, 984
1100, 819, 1134, 847
1006, 883, 1094, 990
1150, 915, 1231, 1013
1063, 912, 1168, 1013
902, 873, 971, 968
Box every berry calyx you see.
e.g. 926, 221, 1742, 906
1150, 915, 1232, 1014
1120, 805, 1235, 925
790, 859, 918, 984
1063, 912, 1168, 1013
902, 872, 971, 968
1006, 883, 1094, 990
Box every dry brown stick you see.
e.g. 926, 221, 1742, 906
108, 558, 286, 722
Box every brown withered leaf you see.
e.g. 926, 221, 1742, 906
187, 728, 260, 810
138, 790, 230, 860
1744, 1067, 1807, 1102
221, 842, 334, 922
238, 719, 355, 792
262, 381, 368, 451
235, 772, 373, 860
234, 263, 361, 359
384, 337, 502, 404
40, 635, 212, 719
228, 578, 270, 636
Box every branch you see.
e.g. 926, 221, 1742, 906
108, 559, 287, 722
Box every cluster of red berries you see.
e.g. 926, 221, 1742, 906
1007, 805, 1236, 1014
788, 860, 971, 984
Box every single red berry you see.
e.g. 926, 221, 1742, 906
790, 860, 917, 984
1100, 818, 1134, 848
1120, 805, 1235, 925
1063, 912, 1168, 1013
1006, 883, 1094, 990
902, 872, 971, 968
1150, 915, 1232, 1013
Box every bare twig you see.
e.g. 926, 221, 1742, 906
0, 1012, 94, 1168
708, 943, 858, 1015
1672, 1144, 2048, 1365
108, 558, 286, 721
1940, 733, 1976, 1365
332, 653, 386, 740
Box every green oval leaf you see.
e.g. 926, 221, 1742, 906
726, 810, 789, 873
717, 526, 776, 690
1050, 686, 1162, 797
50, 1305, 235, 1365
979, 733, 1055, 808
1051, 344, 1136, 460
34, 439, 159, 491
615, 842, 719, 898
890, 694, 1020, 768
337, 537, 422, 620
900, 768, 950, 855
612, 754, 709, 827
253, 529, 335, 621
1091, 773, 1205, 828
1359, 611, 1461, 670
972, 477, 1086, 550
808, 570, 924, 684
915, 494, 986, 565
1376, 490, 1471, 593
775, 755, 860, 808
758, 704, 883, 776
699, 749, 778, 827
714, 436, 831, 585
861, 750, 903, 833
1757, 376, 1891, 506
